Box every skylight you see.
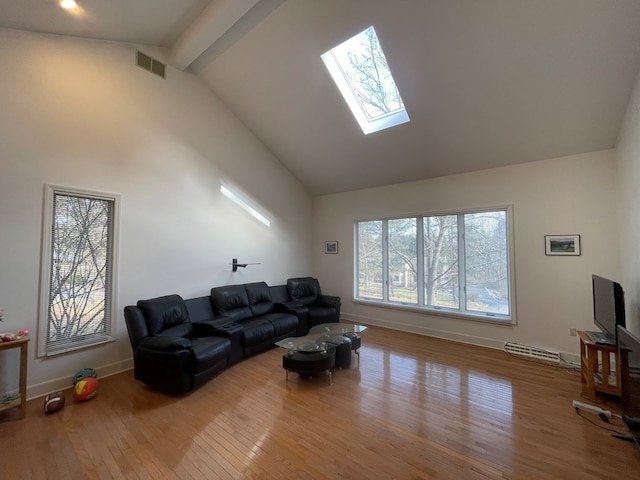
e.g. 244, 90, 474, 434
321, 26, 409, 135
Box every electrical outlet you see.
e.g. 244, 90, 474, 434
570, 328, 577, 337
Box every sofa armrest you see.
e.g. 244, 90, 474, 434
192, 321, 221, 337
194, 320, 241, 337
317, 294, 341, 307
124, 305, 150, 351
276, 300, 304, 309
275, 301, 310, 335
138, 336, 192, 351
195, 320, 244, 365
274, 300, 308, 314
212, 314, 236, 323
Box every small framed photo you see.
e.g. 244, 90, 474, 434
325, 241, 338, 254
545, 234, 581, 256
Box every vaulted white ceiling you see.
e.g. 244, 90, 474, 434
2, 0, 640, 195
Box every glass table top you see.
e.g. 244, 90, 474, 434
308, 323, 367, 335
275, 323, 367, 352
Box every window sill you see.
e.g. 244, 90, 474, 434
353, 298, 515, 325
41, 335, 116, 357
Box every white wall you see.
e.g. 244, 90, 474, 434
313, 150, 619, 359
0, 29, 313, 397
617, 70, 640, 335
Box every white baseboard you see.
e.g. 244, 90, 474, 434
559, 352, 579, 364
341, 312, 579, 365
27, 358, 133, 400
341, 312, 506, 350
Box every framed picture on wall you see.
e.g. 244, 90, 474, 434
545, 234, 581, 256
325, 241, 338, 254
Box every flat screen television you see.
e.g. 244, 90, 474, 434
617, 325, 640, 448
592, 274, 626, 342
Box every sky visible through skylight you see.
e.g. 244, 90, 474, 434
321, 26, 409, 134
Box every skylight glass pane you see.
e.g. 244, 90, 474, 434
322, 26, 409, 134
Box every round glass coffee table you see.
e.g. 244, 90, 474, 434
308, 323, 367, 365
275, 323, 367, 384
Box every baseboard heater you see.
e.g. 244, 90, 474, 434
504, 342, 560, 363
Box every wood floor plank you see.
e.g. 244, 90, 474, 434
1, 325, 639, 479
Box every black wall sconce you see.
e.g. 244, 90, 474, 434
231, 258, 260, 272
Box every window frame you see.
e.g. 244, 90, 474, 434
37, 185, 120, 357
354, 205, 516, 324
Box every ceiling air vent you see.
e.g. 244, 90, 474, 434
136, 50, 166, 79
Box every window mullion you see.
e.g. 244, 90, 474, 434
416, 217, 424, 306
354, 223, 360, 298
382, 219, 389, 302
458, 214, 467, 313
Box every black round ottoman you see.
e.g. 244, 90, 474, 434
282, 348, 336, 385
344, 332, 361, 351
326, 335, 352, 369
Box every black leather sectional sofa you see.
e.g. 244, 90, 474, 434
124, 278, 340, 394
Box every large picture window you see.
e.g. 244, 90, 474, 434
38, 185, 119, 356
355, 207, 514, 322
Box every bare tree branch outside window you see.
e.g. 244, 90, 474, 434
355, 209, 511, 318
358, 220, 383, 299
345, 26, 404, 120
48, 193, 114, 347
321, 25, 409, 134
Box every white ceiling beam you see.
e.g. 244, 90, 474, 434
169, 0, 261, 70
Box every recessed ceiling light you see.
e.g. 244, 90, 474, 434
60, 0, 77, 9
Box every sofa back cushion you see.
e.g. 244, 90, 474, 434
245, 282, 274, 316
287, 277, 321, 307
137, 294, 191, 336
210, 285, 252, 322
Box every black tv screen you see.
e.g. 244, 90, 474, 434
592, 275, 625, 338
618, 325, 640, 448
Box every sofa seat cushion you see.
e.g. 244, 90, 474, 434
190, 337, 231, 374
239, 318, 275, 347
259, 312, 298, 336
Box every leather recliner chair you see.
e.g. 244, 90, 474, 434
286, 277, 341, 329
124, 294, 231, 394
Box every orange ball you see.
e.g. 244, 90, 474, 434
73, 377, 99, 401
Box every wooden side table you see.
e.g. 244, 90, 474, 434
578, 331, 620, 399
0, 336, 30, 420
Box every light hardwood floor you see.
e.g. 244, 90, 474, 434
2, 325, 639, 479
